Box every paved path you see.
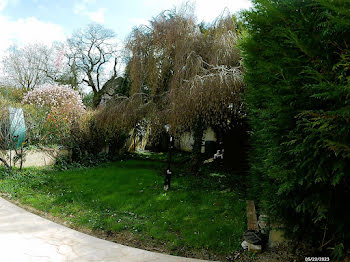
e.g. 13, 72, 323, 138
0, 197, 208, 262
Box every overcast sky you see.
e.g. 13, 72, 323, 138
0, 0, 252, 55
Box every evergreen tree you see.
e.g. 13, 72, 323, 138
241, 0, 350, 254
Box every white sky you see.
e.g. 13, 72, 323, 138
0, 0, 252, 81
0, 0, 252, 52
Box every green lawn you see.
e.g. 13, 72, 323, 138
0, 159, 246, 258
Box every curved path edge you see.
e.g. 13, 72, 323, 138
0, 197, 212, 262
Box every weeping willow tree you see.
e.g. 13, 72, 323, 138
127, 5, 198, 96
168, 15, 245, 171
117, 5, 245, 171
96, 94, 150, 137
124, 6, 197, 150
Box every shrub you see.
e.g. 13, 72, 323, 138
70, 111, 105, 159
82, 92, 94, 109
0, 86, 25, 103
95, 95, 148, 152
241, 0, 350, 253
22, 104, 53, 146
22, 84, 85, 116
22, 84, 85, 144
0, 94, 11, 151
69, 110, 128, 163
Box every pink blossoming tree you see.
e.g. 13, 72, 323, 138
22, 84, 85, 143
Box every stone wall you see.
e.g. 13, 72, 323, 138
1, 148, 69, 168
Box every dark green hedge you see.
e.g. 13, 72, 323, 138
240, 0, 350, 254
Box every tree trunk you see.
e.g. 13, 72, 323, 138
19, 147, 23, 171
93, 91, 103, 108
191, 118, 204, 175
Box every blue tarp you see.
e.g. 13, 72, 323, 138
9, 107, 26, 149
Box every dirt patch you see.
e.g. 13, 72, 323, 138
231, 244, 305, 262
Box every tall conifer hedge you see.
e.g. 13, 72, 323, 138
241, 0, 350, 252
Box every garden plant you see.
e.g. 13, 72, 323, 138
0, 0, 349, 261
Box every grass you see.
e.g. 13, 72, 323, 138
0, 158, 246, 258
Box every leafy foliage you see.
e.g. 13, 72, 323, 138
22, 84, 85, 114
0, 93, 62, 169
0, 86, 26, 103
22, 84, 85, 145
82, 92, 94, 109
69, 109, 128, 163
241, 0, 350, 251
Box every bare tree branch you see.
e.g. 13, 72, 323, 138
66, 23, 119, 107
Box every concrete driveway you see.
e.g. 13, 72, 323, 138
0, 197, 209, 262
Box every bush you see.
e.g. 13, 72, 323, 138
22, 83, 85, 113
82, 92, 94, 109
69, 111, 128, 163
22, 84, 85, 145
0, 86, 25, 103
54, 152, 111, 170
22, 104, 51, 146
241, 0, 350, 253
0, 94, 11, 151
